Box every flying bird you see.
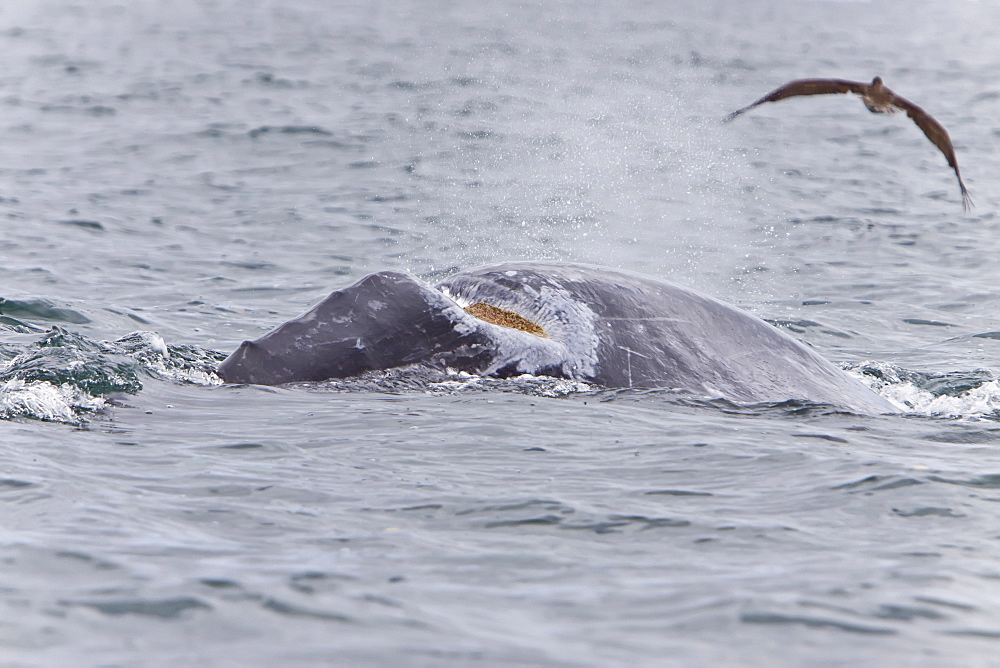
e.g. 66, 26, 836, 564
725, 77, 972, 211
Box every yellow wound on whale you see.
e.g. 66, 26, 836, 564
465, 302, 548, 338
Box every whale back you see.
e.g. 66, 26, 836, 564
218, 262, 894, 414
438, 263, 893, 413
218, 271, 493, 385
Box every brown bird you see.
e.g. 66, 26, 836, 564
725, 76, 972, 211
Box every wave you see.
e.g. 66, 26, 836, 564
0, 327, 224, 424
849, 361, 1000, 420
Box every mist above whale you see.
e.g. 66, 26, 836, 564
217, 263, 895, 414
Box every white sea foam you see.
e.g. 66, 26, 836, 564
0, 379, 105, 423
883, 379, 1000, 419
136, 353, 224, 386
110, 331, 223, 386
847, 363, 1000, 419
429, 369, 593, 397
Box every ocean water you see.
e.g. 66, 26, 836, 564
1, 0, 999, 664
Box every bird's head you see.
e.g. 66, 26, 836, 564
871, 76, 884, 87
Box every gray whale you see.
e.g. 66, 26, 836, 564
217, 262, 895, 414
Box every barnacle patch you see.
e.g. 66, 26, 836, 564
465, 302, 548, 338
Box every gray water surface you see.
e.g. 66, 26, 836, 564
1, 1, 999, 665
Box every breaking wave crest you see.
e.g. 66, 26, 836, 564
0, 378, 106, 423
849, 361, 1000, 420
0, 327, 224, 424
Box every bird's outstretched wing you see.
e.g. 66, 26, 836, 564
887, 92, 973, 211
724, 79, 869, 122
